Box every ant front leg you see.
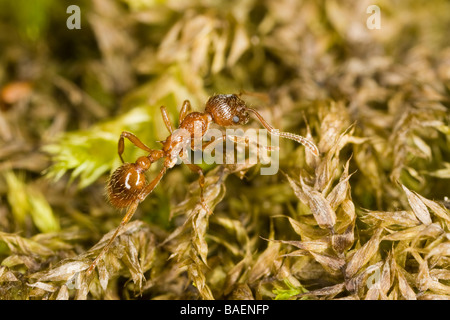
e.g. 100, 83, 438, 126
137, 165, 167, 202
185, 163, 206, 197
118, 131, 154, 163
201, 134, 227, 151
178, 100, 192, 126
237, 90, 270, 104
160, 106, 174, 134
182, 158, 212, 214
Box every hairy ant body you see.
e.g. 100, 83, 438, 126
86, 94, 319, 274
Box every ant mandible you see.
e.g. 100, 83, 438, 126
86, 94, 319, 274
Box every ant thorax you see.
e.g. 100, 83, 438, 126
162, 128, 193, 168
179, 112, 211, 136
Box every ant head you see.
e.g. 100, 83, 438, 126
205, 94, 250, 127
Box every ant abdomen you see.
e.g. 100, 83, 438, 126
107, 163, 147, 208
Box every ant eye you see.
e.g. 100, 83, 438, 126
232, 116, 240, 123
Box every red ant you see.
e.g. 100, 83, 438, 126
86, 94, 319, 274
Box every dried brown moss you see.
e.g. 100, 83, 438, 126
0, 0, 449, 300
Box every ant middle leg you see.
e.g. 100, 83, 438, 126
184, 162, 212, 214
201, 133, 273, 152
119, 131, 154, 163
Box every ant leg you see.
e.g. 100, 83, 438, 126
178, 100, 192, 126
119, 131, 154, 163
86, 201, 139, 275
185, 163, 212, 214
160, 106, 174, 134
201, 134, 227, 151
137, 165, 167, 202
201, 133, 276, 152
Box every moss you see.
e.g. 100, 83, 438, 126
0, 0, 449, 300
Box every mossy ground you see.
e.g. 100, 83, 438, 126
0, 0, 449, 300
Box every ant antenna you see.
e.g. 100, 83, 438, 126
246, 107, 320, 157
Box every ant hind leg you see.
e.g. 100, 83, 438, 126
86, 200, 139, 275
118, 131, 154, 163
